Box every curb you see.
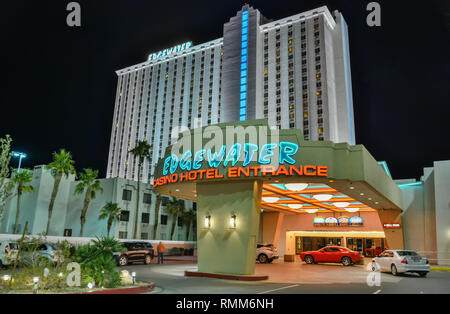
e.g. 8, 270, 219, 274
152, 258, 197, 263
431, 266, 450, 272
76, 282, 155, 294
185, 271, 268, 281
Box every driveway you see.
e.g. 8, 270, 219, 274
119, 258, 450, 294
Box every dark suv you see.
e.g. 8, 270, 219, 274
114, 242, 154, 266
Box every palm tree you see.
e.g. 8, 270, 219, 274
166, 197, 185, 240
45, 149, 76, 235
129, 140, 152, 239
152, 194, 162, 240
74, 168, 103, 236
98, 202, 122, 237
182, 209, 196, 241
11, 169, 34, 234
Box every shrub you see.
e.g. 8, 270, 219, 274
73, 237, 124, 288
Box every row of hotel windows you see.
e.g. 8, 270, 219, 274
119, 211, 184, 225
118, 231, 188, 241
110, 47, 223, 179
262, 18, 324, 139
121, 189, 197, 210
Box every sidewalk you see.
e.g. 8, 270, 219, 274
152, 255, 197, 263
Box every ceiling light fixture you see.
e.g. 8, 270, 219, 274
345, 208, 360, 213
288, 204, 303, 209
333, 202, 350, 208
262, 197, 279, 203
305, 209, 319, 214
313, 194, 333, 201
285, 183, 308, 191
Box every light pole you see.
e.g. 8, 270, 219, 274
12, 152, 26, 172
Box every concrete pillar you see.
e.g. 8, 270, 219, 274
378, 209, 405, 249
196, 179, 262, 275
284, 232, 296, 262
262, 211, 284, 247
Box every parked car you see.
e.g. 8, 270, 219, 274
114, 242, 155, 266
300, 246, 362, 266
256, 244, 279, 264
20, 242, 62, 266
371, 250, 429, 277
0, 241, 18, 267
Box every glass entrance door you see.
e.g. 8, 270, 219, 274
346, 238, 363, 254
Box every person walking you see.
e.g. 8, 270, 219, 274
157, 241, 165, 264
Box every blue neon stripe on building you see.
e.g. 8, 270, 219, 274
240, 10, 248, 121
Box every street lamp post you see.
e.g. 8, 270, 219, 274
12, 152, 26, 172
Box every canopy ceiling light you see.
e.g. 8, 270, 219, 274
288, 204, 303, 209
345, 208, 360, 213
262, 197, 279, 203
333, 202, 350, 208
284, 183, 308, 192
313, 194, 333, 201
305, 209, 319, 214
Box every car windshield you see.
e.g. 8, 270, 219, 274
397, 251, 419, 257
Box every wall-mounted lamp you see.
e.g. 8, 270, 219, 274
204, 215, 211, 228
230, 215, 237, 229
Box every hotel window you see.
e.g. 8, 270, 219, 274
141, 213, 150, 224
160, 215, 168, 225
119, 232, 128, 239
143, 193, 151, 204
120, 211, 130, 222
122, 189, 132, 201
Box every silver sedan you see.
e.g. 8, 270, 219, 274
371, 250, 430, 277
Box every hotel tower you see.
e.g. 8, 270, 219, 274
107, 5, 355, 183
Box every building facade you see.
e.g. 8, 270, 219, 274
0, 165, 196, 241
106, 5, 356, 184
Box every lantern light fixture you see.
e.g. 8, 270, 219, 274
204, 215, 211, 228
230, 215, 237, 229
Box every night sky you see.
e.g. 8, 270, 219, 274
1, 0, 449, 180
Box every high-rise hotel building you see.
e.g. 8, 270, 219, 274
107, 5, 355, 183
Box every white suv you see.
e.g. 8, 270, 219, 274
256, 244, 279, 264
0, 241, 18, 267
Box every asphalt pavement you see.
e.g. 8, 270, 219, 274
120, 260, 450, 294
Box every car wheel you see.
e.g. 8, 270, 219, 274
419, 272, 428, 278
391, 264, 398, 276
118, 255, 128, 266
304, 255, 314, 264
144, 254, 152, 265
258, 254, 268, 264
341, 256, 352, 266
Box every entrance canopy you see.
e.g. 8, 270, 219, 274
152, 119, 404, 276
153, 119, 403, 213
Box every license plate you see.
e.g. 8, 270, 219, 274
412, 257, 421, 262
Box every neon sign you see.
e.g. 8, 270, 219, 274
148, 42, 193, 61
153, 142, 329, 187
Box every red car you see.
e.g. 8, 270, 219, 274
300, 246, 362, 266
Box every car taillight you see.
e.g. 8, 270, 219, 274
5, 245, 9, 254
401, 258, 408, 264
